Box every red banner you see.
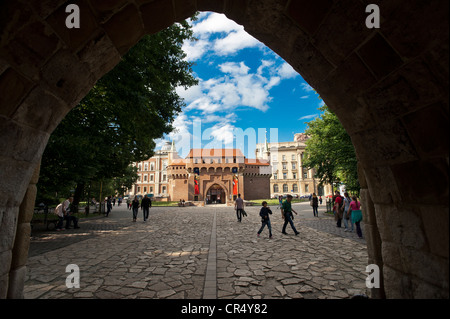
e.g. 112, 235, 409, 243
194, 175, 199, 195
233, 175, 238, 195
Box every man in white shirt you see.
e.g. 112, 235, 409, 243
54, 203, 65, 231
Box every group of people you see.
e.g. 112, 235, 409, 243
236, 192, 363, 239
332, 190, 363, 238
130, 195, 152, 222
54, 196, 80, 231
235, 193, 300, 239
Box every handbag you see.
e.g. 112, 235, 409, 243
242, 210, 247, 217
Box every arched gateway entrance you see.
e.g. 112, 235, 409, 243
206, 184, 226, 205
0, 0, 448, 298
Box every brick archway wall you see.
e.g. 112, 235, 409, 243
204, 182, 229, 204
0, 0, 448, 298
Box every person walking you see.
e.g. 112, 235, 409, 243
235, 194, 245, 222
349, 195, 363, 238
141, 194, 151, 222
281, 195, 299, 235
105, 196, 112, 217
311, 193, 319, 217
343, 192, 353, 232
257, 201, 273, 239
131, 196, 140, 222
333, 190, 344, 227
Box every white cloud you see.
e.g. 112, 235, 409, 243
299, 114, 319, 121
193, 13, 241, 35
301, 83, 314, 92
181, 61, 277, 114
182, 39, 209, 61
219, 61, 250, 75
278, 62, 298, 79
300, 95, 309, 99
209, 123, 236, 145
155, 113, 193, 157
183, 13, 263, 61
213, 28, 262, 56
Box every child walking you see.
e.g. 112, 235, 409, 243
257, 201, 273, 239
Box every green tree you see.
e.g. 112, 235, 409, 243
303, 105, 360, 196
36, 19, 198, 205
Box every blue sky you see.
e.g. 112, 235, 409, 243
156, 12, 324, 158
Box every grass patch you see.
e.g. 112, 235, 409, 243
248, 198, 308, 206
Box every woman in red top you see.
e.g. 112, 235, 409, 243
349, 195, 363, 238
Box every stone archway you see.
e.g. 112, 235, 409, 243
0, 0, 448, 298
205, 184, 226, 205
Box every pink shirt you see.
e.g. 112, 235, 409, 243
350, 201, 361, 211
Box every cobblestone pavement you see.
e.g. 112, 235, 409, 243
24, 203, 368, 299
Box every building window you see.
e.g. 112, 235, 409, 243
272, 155, 277, 162
138, 163, 142, 171
137, 186, 141, 193
282, 163, 287, 170
162, 186, 167, 194
305, 184, 309, 192
283, 173, 287, 179
293, 173, 297, 179
150, 174, 154, 181
292, 154, 296, 161
293, 184, 298, 192
283, 184, 288, 192
143, 174, 147, 182
150, 187, 153, 193
150, 163, 154, 171
137, 174, 141, 182
162, 160, 168, 170
282, 155, 286, 161
162, 174, 166, 182
304, 172, 308, 179
273, 184, 279, 193
292, 162, 296, 170
143, 187, 147, 193
144, 163, 148, 171
273, 173, 278, 180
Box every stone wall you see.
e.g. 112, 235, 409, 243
0, 0, 448, 298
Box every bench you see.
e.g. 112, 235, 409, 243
31, 207, 59, 231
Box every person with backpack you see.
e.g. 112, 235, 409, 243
349, 195, 363, 238
333, 190, 344, 228
257, 201, 273, 239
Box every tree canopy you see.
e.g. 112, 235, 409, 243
36, 20, 198, 204
302, 105, 360, 195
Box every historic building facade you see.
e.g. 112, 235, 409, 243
131, 143, 271, 204
130, 141, 171, 200
255, 133, 332, 198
